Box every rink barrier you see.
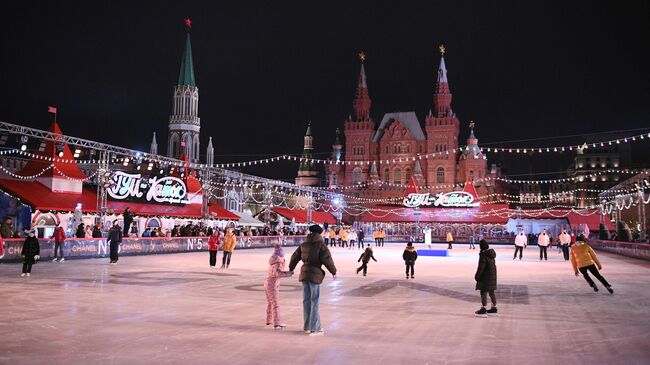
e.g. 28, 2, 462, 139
589, 239, 650, 261
0, 235, 306, 262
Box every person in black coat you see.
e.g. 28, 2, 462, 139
402, 241, 418, 279
21, 230, 40, 276
357, 229, 365, 249
122, 207, 134, 237
107, 220, 123, 264
75, 223, 86, 238
355, 245, 377, 276
92, 224, 102, 238
474, 239, 498, 317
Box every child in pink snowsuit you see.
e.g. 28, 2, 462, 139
265, 243, 293, 329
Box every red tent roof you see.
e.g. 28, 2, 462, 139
272, 207, 337, 225
18, 121, 86, 180
0, 178, 238, 220
404, 176, 419, 196
462, 179, 480, 202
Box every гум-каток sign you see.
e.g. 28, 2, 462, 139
402, 191, 480, 208
107, 171, 189, 205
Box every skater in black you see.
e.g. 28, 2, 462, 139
20, 230, 40, 277
356, 245, 377, 276
474, 240, 498, 317
107, 220, 123, 264
357, 229, 365, 249
402, 241, 417, 279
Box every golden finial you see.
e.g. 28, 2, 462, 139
439, 44, 446, 56
358, 51, 366, 63
469, 120, 475, 130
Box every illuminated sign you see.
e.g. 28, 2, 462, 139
403, 191, 480, 208
107, 171, 189, 205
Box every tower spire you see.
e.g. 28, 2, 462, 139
150, 132, 158, 155
295, 121, 319, 186
353, 51, 372, 121
206, 136, 214, 167
178, 23, 196, 87
433, 44, 452, 117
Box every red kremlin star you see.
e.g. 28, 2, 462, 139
184, 18, 192, 29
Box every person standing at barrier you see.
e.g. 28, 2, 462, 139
373, 229, 380, 247
92, 224, 102, 238
474, 239, 498, 318
538, 229, 550, 261
0, 232, 5, 259
357, 229, 365, 249
446, 231, 454, 249
108, 220, 123, 265
348, 229, 357, 250
514, 231, 527, 260
221, 229, 236, 268
571, 235, 614, 293
340, 228, 349, 248
323, 228, 330, 247
379, 229, 385, 247
403, 241, 417, 279
468, 234, 476, 249
289, 224, 337, 336
265, 243, 294, 329
208, 229, 221, 268
356, 244, 377, 276
49, 223, 66, 262
559, 230, 571, 261
20, 229, 40, 277
122, 207, 134, 237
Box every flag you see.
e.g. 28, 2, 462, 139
48, 106, 57, 114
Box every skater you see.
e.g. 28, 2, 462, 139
221, 229, 236, 268
373, 229, 380, 247
538, 229, 550, 261
208, 229, 221, 268
559, 230, 571, 260
356, 244, 377, 276
49, 223, 66, 262
423, 225, 432, 248
513, 231, 527, 260
340, 228, 349, 248
474, 239, 498, 317
347, 229, 357, 250
446, 231, 454, 249
323, 227, 330, 247
20, 229, 40, 277
357, 229, 365, 249
570, 235, 613, 293
468, 234, 476, 249
402, 241, 417, 279
122, 207, 134, 237
379, 229, 385, 247
265, 243, 294, 329
288, 225, 337, 336
107, 220, 123, 264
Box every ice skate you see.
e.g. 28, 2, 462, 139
21, 273, 26, 277
606, 286, 614, 294
26, 273, 30, 277
59, 258, 65, 262
487, 307, 498, 316
52, 258, 58, 262
274, 324, 287, 330
592, 285, 599, 292
309, 329, 325, 336
474, 307, 488, 318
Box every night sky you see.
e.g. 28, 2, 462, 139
1, 1, 649, 181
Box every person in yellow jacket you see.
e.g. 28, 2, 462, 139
340, 229, 349, 248
378, 229, 385, 247
570, 235, 613, 293
446, 231, 454, 249
221, 229, 237, 268
328, 228, 336, 247
373, 229, 380, 247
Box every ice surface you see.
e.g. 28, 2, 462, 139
1, 243, 649, 365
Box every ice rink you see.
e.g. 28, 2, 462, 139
1, 242, 649, 365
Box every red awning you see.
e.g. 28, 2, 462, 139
0, 178, 238, 220
271, 207, 337, 225
358, 204, 510, 224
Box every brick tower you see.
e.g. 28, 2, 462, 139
295, 122, 320, 186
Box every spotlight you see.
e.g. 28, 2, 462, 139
73, 149, 81, 158
20, 144, 27, 151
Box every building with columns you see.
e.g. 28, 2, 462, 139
325, 48, 501, 199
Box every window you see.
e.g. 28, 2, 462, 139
394, 168, 402, 184
385, 145, 389, 154
418, 145, 423, 153
331, 173, 337, 186
383, 168, 390, 182
405, 168, 411, 182
170, 134, 179, 157
353, 167, 362, 184
469, 170, 474, 181
436, 167, 445, 183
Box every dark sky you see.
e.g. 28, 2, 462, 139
1, 1, 649, 182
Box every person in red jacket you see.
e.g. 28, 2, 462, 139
49, 223, 66, 262
207, 229, 221, 268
